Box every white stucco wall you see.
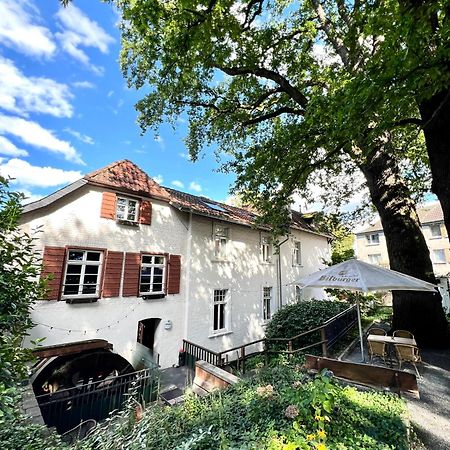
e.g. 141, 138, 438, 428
22, 185, 188, 369
22, 185, 330, 369
184, 216, 330, 355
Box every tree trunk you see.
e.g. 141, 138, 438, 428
419, 89, 450, 243
359, 147, 449, 346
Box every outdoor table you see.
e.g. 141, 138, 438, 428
367, 335, 417, 346
367, 335, 417, 366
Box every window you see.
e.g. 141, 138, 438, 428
262, 287, 272, 321
261, 236, 272, 263
433, 249, 446, 264
293, 241, 302, 265
213, 289, 228, 332
116, 196, 139, 222
140, 255, 166, 295
62, 250, 103, 298
366, 233, 380, 245
214, 225, 229, 259
368, 254, 382, 265
430, 224, 442, 238
295, 285, 303, 302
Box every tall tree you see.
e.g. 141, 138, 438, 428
115, 0, 448, 343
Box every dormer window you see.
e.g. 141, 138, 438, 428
116, 197, 139, 222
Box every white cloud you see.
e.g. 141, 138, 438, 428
64, 128, 94, 145
55, 5, 115, 74
0, 56, 73, 118
107, 90, 114, 97
153, 174, 164, 184
0, 136, 28, 157
18, 188, 44, 204
179, 152, 191, 160
0, 1, 56, 58
171, 180, 184, 188
72, 80, 95, 89
0, 158, 83, 188
0, 114, 84, 165
189, 181, 202, 192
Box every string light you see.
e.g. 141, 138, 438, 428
34, 304, 139, 334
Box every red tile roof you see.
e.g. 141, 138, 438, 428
84, 160, 171, 200
357, 201, 444, 233
25, 159, 326, 236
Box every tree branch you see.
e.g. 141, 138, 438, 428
242, 107, 304, 126
311, 0, 350, 66
216, 65, 308, 107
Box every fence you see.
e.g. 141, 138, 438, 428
183, 304, 358, 373
35, 368, 159, 434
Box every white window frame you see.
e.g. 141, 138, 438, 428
262, 286, 272, 321
62, 249, 103, 299
429, 224, 442, 239
433, 249, 446, 264
139, 255, 166, 295
213, 225, 229, 260
212, 289, 228, 333
261, 235, 272, 263
116, 196, 140, 222
293, 240, 302, 266
366, 233, 380, 245
368, 254, 382, 265
295, 285, 303, 302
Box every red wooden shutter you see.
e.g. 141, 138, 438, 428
102, 251, 123, 298
100, 192, 116, 219
123, 252, 140, 297
167, 254, 181, 294
41, 246, 65, 300
139, 200, 152, 225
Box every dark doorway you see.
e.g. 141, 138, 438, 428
137, 318, 161, 351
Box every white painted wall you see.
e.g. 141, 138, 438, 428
22, 185, 330, 369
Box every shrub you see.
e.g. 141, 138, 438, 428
265, 299, 349, 353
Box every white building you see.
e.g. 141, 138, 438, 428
21, 160, 330, 369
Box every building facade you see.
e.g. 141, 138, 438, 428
355, 202, 450, 312
21, 160, 331, 369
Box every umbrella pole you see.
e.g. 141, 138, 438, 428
357, 300, 365, 362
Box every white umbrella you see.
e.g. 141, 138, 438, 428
296, 259, 437, 360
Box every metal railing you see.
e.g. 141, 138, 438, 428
183, 304, 358, 373
35, 367, 159, 434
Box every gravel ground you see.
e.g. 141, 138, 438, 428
342, 329, 450, 450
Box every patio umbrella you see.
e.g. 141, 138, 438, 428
295, 259, 437, 360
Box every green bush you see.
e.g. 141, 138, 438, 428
76, 364, 408, 450
265, 299, 349, 353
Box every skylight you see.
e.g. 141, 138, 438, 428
202, 200, 227, 213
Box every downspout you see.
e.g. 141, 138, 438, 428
183, 211, 193, 340
277, 236, 290, 309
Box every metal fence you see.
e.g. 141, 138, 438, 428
35, 368, 159, 434
182, 304, 358, 373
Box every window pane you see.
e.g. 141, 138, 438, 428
213, 305, 218, 330
141, 267, 152, 275
219, 304, 225, 329
84, 275, 98, 284
154, 257, 164, 265
65, 275, 80, 285
154, 267, 163, 275
68, 251, 84, 261
64, 285, 79, 295
153, 283, 163, 292
86, 252, 100, 261
142, 255, 153, 264
66, 264, 82, 274
85, 265, 99, 274
153, 275, 163, 283
82, 285, 97, 294
140, 284, 150, 293
117, 198, 127, 207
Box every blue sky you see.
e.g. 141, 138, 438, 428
0, 0, 236, 203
